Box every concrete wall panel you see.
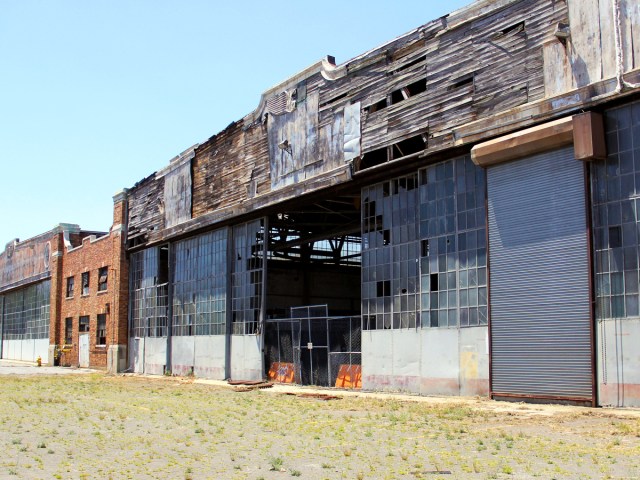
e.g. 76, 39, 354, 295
3, 339, 19, 361
230, 335, 262, 381
598, 318, 640, 407
144, 337, 167, 375
33, 339, 49, 364
362, 330, 393, 390
362, 330, 421, 393
421, 328, 460, 396
130, 338, 144, 373
459, 327, 489, 396
363, 327, 489, 396
194, 336, 226, 379
171, 336, 195, 376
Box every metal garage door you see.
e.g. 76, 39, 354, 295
488, 147, 594, 403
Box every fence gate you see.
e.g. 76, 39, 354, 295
265, 305, 362, 388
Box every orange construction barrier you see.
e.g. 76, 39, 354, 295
335, 364, 362, 389
267, 362, 295, 383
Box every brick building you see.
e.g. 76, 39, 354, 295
54, 191, 129, 372
0, 191, 129, 373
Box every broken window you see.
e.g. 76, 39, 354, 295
79, 315, 89, 333
81, 272, 90, 296
492, 21, 525, 40
96, 314, 106, 345
98, 267, 108, 292
129, 247, 169, 338
392, 134, 427, 160
232, 219, 265, 335
65, 317, 73, 345
358, 133, 427, 171
591, 103, 640, 320
362, 156, 487, 330
364, 98, 388, 114
172, 229, 227, 336
391, 54, 427, 75
66, 276, 74, 298
448, 73, 475, 91
362, 173, 420, 330
359, 147, 389, 170
376, 280, 391, 297
608, 226, 622, 248
390, 79, 427, 105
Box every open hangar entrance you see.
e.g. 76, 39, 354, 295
263, 191, 363, 388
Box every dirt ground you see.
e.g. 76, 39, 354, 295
0, 369, 639, 480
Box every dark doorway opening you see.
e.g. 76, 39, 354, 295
263, 193, 363, 386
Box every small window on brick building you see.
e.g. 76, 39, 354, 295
65, 318, 73, 345
79, 315, 90, 333
98, 267, 108, 292
81, 272, 90, 296
66, 276, 74, 298
96, 314, 106, 345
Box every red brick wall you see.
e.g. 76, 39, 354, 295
56, 199, 128, 369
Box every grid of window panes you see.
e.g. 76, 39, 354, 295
362, 155, 487, 329
172, 229, 227, 336
1, 280, 50, 340
362, 174, 420, 329
451, 156, 487, 326
130, 247, 168, 338
591, 101, 640, 320
232, 219, 265, 334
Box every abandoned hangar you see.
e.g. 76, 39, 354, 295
1, 0, 640, 407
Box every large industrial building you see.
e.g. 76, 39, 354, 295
1, 0, 639, 407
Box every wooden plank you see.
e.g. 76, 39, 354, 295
567, 0, 604, 86
543, 40, 573, 97
621, 0, 640, 71
599, 0, 616, 79
470, 116, 574, 166
163, 160, 192, 229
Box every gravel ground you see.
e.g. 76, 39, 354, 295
0, 368, 639, 479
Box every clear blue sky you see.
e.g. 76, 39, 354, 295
0, 0, 470, 245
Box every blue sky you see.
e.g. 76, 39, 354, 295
0, 0, 470, 245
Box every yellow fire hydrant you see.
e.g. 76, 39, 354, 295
36, 356, 42, 367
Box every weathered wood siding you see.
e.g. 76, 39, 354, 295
127, 174, 165, 245
545, 0, 639, 97
0, 233, 53, 291
191, 120, 270, 219
163, 159, 192, 229
125, 0, 640, 249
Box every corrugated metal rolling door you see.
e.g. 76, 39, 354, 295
488, 147, 594, 402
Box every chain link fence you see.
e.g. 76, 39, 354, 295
265, 305, 361, 387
